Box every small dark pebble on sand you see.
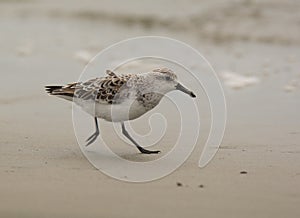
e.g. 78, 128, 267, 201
240, 171, 248, 174
198, 184, 204, 188
176, 182, 182, 187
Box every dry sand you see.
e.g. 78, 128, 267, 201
1, 0, 300, 217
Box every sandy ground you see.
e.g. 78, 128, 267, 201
1, 0, 300, 217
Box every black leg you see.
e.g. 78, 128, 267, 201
85, 117, 100, 146
121, 122, 160, 154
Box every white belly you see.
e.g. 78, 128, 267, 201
75, 98, 149, 122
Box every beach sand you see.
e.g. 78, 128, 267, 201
0, 0, 300, 217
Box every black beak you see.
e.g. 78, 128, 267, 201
176, 83, 196, 98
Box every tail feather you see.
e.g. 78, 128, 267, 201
45, 84, 76, 101
45, 85, 64, 94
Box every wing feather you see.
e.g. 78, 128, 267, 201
74, 73, 133, 104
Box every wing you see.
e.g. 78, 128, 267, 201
74, 72, 133, 104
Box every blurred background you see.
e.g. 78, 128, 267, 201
1, 0, 300, 131
1, 0, 299, 217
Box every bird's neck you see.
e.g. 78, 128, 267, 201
136, 92, 164, 111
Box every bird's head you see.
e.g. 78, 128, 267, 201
143, 68, 196, 98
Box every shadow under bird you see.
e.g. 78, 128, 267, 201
45, 68, 196, 154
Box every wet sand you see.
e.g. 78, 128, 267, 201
1, 0, 300, 217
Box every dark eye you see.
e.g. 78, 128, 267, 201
165, 76, 171, 81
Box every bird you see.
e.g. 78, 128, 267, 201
45, 68, 196, 154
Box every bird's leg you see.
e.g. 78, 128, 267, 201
85, 117, 100, 146
121, 122, 160, 154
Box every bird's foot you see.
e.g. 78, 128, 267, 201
138, 146, 161, 154
85, 131, 99, 146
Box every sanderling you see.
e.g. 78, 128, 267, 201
45, 68, 196, 154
